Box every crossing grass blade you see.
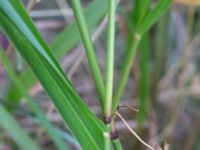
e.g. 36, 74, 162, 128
0, 105, 41, 150
0, 0, 107, 149
0, 47, 69, 150
5, 0, 108, 110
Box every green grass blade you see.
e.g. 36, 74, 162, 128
112, 0, 172, 112
0, 47, 68, 150
137, 34, 150, 123
0, 0, 107, 149
132, 0, 151, 28
137, 0, 172, 34
55, 128, 80, 148
5, 0, 108, 109
130, 0, 150, 33
70, 0, 105, 109
0, 105, 41, 150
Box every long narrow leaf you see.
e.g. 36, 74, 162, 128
0, 0, 107, 149
0, 105, 41, 150
6, 0, 108, 109
132, 0, 151, 28
137, 0, 172, 34
0, 47, 68, 150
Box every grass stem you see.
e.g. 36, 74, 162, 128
70, 0, 105, 110
104, 0, 116, 117
112, 35, 141, 112
112, 139, 123, 150
137, 34, 150, 123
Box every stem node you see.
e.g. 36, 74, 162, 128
103, 116, 112, 124
110, 130, 118, 140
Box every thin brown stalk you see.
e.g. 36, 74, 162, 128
118, 104, 139, 112
116, 112, 155, 150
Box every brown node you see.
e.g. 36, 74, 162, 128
110, 130, 118, 140
103, 116, 111, 124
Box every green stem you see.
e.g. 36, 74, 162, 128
111, 113, 123, 150
112, 139, 123, 150
104, 1, 117, 149
112, 34, 141, 112
137, 0, 172, 34
104, 0, 116, 117
0, 47, 68, 150
104, 130, 112, 150
70, 0, 105, 110
133, 0, 151, 29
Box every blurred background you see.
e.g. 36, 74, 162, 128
1, 0, 200, 149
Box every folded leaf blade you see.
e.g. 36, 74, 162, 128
5, 0, 108, 110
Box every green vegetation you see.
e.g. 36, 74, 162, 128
5, 0, 200, 150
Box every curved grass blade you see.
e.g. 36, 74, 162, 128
0, 47, 68, 150
0, 0, 107, 149
0, 105, 41, 150
5, 0, 108, 110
